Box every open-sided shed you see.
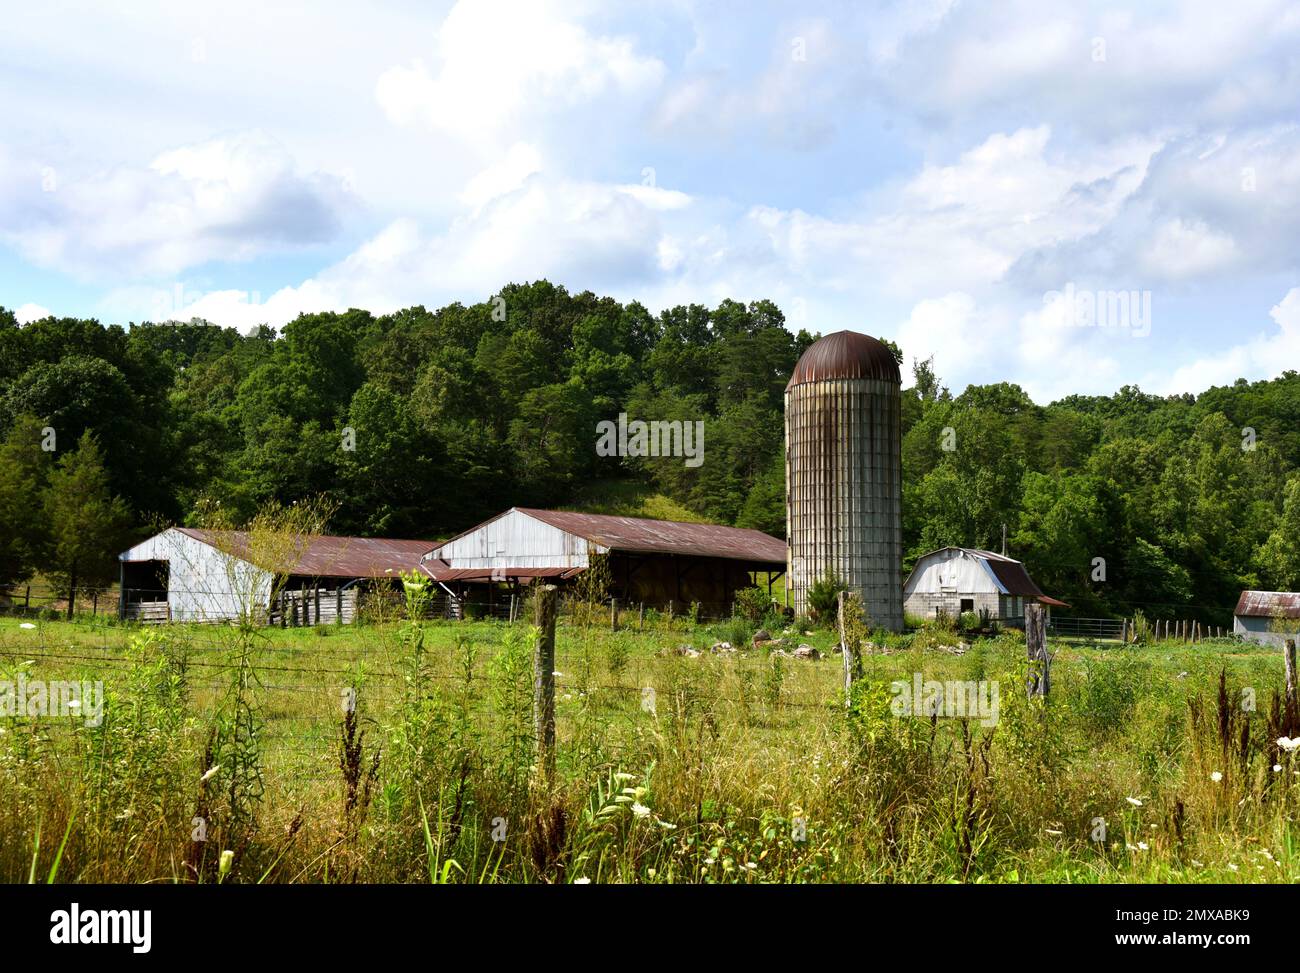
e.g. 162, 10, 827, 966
420, 507, 786, 617
118, 527, 435, 623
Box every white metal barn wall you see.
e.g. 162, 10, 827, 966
903, 550, 1002, 595
786, 376, 903, 629
119, 528, 272, 622
429, 509, 605, 571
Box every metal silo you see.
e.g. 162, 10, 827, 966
785, 331, 903, 630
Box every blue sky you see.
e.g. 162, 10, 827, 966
2, 0, 1298, 402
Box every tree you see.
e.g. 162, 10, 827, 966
42, 432, 133, 613
0, 415, 52, 585
1259, 475, 1300, 590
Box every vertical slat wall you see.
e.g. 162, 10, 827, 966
785, 376, 902, 630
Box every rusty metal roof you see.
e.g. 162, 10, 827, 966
786, 330, 901, 390
1235, 590, 1300, 619
515, 508, 788, 565
176, 528, 437, 579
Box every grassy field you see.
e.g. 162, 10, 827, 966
1, 605, 1297, 884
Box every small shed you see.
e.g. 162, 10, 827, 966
421, 507, 786, 618
1233, 590, 1300, 648
118, 527, 435, 623
903, 547, 1067, 624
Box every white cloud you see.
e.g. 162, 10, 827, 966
375, 0, 664, 151
896, 293, 998, 382
1010, 125, 1300, 290
0, 132, 351, 278
13, 302, 51, 324
1153, 287, 1300, 393
1139, 218, 1238, 279
744, 126, 1157, 298
459, 142, 544, 211
870, 0, 1300, 134
160, 173, 688, 329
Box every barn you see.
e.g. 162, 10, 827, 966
902, 547, 1067, 624
1233, 590, 1300, 647
420, 507, 786, 618
118, 527, 435, 623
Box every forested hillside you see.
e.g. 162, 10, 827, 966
1, 280, 1297, 624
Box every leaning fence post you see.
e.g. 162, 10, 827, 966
533, 584, 558, 780
1026, 603, 1049, 697
838, 590, 855, 709
1285, 639, 1298, 734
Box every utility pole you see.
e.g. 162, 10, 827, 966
1001, 523, 1007, 556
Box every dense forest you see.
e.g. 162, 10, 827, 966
1, 280, 1297, 625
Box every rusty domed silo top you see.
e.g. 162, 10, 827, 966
786, 330, 901, 390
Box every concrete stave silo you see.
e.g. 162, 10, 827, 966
785, 331, 903, 630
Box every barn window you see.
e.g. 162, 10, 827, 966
960, 598, 974, 613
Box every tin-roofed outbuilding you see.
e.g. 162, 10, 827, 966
1233, 590, 1300, 647
421, 507, 786, 617
118, 527, 435, 623
902, 546, 1067, 625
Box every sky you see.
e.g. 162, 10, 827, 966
2, 0, 1299, 402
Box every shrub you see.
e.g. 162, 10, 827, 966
806, 571, 846, 626
733, 586, 771, 621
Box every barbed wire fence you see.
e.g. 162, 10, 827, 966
0, 586, 854, 790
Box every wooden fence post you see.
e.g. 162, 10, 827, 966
336, 588, 343, 625
533, 585, 558, 780
1285, 639, 1298, 735
667, 599, 674, 620
610, 597, 619, 631
638, 602, 645, 630
837, 590, 860, 709
1026, 603, 1049, 697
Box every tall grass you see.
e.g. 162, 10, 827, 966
0, 611, 1296, 883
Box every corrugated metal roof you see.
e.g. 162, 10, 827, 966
513, 508, 788, 564
175, 528, 436, 579
786, 330, 902, 390
1235, 590, 1300, 619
